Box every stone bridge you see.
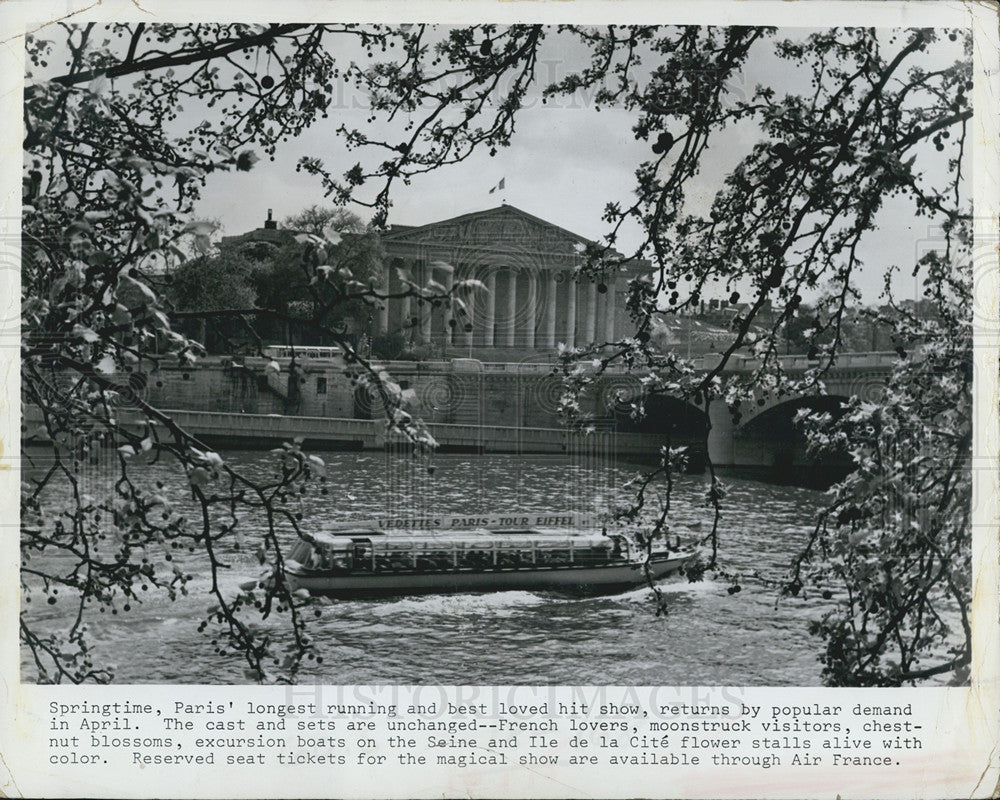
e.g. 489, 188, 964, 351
693, 351, 894, 469
93, 350, 898, 474
366, 351, 897, 469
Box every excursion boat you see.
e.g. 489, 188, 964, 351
279, 513, 697, 598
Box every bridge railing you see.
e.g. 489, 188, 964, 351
354, 359, 633, 376
229, 352, 898, 376
697, 351, 900, 372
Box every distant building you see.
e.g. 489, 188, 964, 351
377, 204, 648, 352
219, 208, 290, 252
222, 204, 649, 357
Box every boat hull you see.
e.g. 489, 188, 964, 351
287, 553, 692, 598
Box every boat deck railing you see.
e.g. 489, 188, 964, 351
296, 533, 639, 574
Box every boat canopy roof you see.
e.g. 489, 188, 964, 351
308, 530, 620, 552
319, 512, 601, 535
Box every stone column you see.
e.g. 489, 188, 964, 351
564, 277, 576, 348
378, 262, 391, 333
461, 273, 475, 347
604, 274, 616, 342
594, 286, 605, 344
544, 271, 557, 348
483, 271, 496, 347
524, 270, 537, 348
400, 293, 411, 341
708, 401, 735, 466
420, 264, 432, 343
439, 264, 454, 346
503, 268, 517, 347
583, 279, 597, 344
420, 301, 432, 343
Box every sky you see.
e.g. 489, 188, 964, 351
196, 33, 655, 250
67, 24, 967, 305
200, 92, 651, 245
192, 26, 968, 305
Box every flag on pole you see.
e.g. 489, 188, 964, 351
489, 177, 506, 194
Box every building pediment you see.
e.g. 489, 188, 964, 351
383, 205, 595, 260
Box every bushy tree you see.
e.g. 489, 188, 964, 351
20, 24, 456, 682
790, 229, 972, 685
282, 205, 366, 236
169, 250, 258, 313
250, 207, 386, 334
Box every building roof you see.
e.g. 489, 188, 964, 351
223, 204, 646, 272
383, 204, 592, 245
382, 203, 639, 268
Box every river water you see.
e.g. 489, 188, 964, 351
22, 450, 842, 685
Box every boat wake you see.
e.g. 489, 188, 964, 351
368, 590, 549, 617
366, 580, 720, 616
608, 579, 724, 604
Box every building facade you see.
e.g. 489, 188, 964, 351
377, 205, 647, 352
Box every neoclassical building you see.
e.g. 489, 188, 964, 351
377, 205, 647, 352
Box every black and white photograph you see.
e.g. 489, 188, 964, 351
5, 0, 1000, 796
16, 12, 985, 685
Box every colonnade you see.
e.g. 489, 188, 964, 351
378, 264, 619, 349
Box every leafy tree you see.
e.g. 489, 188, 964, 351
20, 23, 455, 682
21, 22, 976, 685
249, 207, 386, 334
792, 230, 972, 685
166, 248, 259, 352
282, 204, 366, 236
371, 331, 408, 360
183, 204, 388, 349
169, 251, 258, 313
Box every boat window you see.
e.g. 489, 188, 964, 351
314, 542, 353, 571
458, 542, 493, 570
351, 538, 374, 571
496, 540, 526, 569
414, 544, 453, 571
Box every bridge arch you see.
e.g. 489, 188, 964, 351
737, 394, 847, 436
732, 394, 851, 483
612, 394, 708, 471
